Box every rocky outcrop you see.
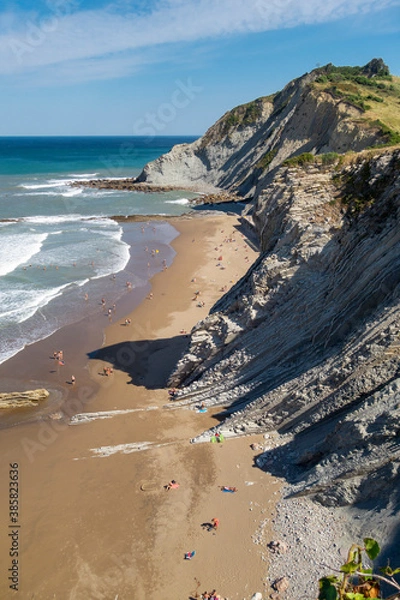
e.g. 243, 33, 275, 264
0, 389, 49, 408
137, 61, 388, 198
132, 60, 400, 513
70, 179, 188, 192
169, 148, 400, 508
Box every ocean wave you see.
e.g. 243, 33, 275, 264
19, 178, 77, 190
0, 281, 73, 323
0, 232, 48, 276
69, 173, 99, 178
92, 242, 130, 279
18, 187, 119, 199
19, 214, 115, 225
0, 341, 26, 368
61, 188, 83, 198
22, 189, 84, 198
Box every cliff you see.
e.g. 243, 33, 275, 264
138, 59, 399, 200
169, 148, 400, 510
139, 60, 400, 517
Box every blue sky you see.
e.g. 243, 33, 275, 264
0, 0, 399, 136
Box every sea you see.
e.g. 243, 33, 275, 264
0, 135, 199, 366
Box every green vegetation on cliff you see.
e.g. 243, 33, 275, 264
200, 95, 274, 147
333, 150, 400, 217
313, 60, 400, 146
218, 97, 268, 137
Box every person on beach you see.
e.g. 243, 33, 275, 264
165, 480, 180, 491
202, 588, 221, 598
71, 375, 76, 385
211, 517, 220, 531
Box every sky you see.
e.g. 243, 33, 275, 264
0, 0, 399, 136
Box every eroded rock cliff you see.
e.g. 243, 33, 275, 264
169, 148, 400, 510
139, 60, 400, 514
138, 60, 393, 199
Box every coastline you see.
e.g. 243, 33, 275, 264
0, 210, 279, 599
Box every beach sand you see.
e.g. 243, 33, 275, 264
0, 213, 279, 599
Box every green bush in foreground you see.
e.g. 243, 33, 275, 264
319, 538, 400, 599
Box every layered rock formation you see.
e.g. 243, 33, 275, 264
138, 60, 390, 198
138, 60, 400, 513
0, 388, 49, 409
168, 148, 400, 508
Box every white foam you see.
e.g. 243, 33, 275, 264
19, 178, 77, 190
20, 214, 113, 225
0, 281, 73, 323
60, 188, 83, 198
69, 173, 99, 178
165, 198, 190, 205
92, 240, 130, 279
0, 341, 26, 367
0, 232, 47, 276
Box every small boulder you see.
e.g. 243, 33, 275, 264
0, 388, 49, 409
272, 576, 289, 594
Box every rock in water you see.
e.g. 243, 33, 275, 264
0, 389, 49, 409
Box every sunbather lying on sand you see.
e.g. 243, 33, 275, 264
165, 480, 180, 491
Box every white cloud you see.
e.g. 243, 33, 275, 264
0, 0, 398, 83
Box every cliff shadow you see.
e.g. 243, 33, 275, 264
87, 334, 190, 389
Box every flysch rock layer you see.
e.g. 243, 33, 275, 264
169, 150, 400, 500
166, 147, 400, 593
137, 59, 400, 586
138, 66, 384, 199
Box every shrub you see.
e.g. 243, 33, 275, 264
284, 152, 315, 167
256, 149, 278, 170
365, 94, 384, 103
374, 120, 400, 145
321, 152, 340, 165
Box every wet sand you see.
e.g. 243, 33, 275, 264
0, 213, 278, 599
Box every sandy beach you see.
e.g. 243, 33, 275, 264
0, 212, 279, 599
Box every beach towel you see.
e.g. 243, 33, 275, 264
197, 408, 207, 413
221, 487, 237, 493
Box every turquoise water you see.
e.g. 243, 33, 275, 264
0, 136, 198, 364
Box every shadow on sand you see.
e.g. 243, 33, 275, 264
87, 334, 191, 389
